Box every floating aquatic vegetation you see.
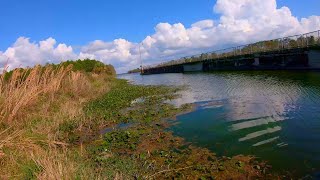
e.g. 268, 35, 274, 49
83, 79, 278, 179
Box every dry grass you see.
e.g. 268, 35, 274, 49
0, 64, 113, 179
31, 149, 76, 180
0, 65, 73, 123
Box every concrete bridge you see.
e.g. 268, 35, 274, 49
141, 30, 320, 75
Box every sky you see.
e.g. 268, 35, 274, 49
0, 0, 320, 73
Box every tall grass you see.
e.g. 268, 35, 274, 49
0, 61, 114, 179
0, 65, 73, 123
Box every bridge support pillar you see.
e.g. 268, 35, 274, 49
308, 50, 320, 68
183, 62, 203, 72
253, 58, 260, 66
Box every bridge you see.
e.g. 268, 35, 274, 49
141, 30, 320, 75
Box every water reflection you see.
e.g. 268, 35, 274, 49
238, 126, 282, 142
119, 71, 320, 177
230, 116, 286, 131
252, 136, 280, 147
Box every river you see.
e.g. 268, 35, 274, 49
119, 71, 320, 177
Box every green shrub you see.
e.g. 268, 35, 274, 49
104, 130, 141, 150
60, 59, 116, 75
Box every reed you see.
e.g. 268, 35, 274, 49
0, 65, 73, 123
0, 61, 114, 179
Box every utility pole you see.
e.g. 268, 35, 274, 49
139, 43, 143, 74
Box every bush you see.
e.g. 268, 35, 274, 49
59, 59, 116, 75
104, 130, 141, 150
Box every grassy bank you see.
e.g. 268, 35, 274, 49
0, 60, 115, 179
1, 60, 276, 179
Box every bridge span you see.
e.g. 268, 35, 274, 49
141, 30, 320, 75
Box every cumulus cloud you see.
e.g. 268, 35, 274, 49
192, 20, 214, 29
1, 0, 320, 73
0, 37, 76, 70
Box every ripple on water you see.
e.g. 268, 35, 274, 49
119, 71, 320, 177
238, 126, 282, 142
229, 115, 288, 131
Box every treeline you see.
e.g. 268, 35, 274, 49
2, 59, 116, 81
128, 68, 140, 74
58, 59, 116, 75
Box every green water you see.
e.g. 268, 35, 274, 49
119, 71, 320, 178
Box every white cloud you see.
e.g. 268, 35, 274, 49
78, 52, 96, 60
192, 20, 214, 29
1, 0, 320, 73
39, 37, 56, 51
0, 37, 76, 70
80, 38, 136, 63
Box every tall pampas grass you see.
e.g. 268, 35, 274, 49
0, 61, 113, 179
0, 64, 73, 123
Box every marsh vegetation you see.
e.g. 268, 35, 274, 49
0, 60, 278, 179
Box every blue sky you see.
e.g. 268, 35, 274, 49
0, 0, 320, 73
1, 0, 215, 50
1, 0, 319, 50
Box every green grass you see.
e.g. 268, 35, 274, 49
84, 79, 184, 125
20, 160, 42, 180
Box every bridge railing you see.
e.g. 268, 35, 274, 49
143, 30, 320, 70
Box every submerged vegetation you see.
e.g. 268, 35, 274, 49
0, 59, 280, 179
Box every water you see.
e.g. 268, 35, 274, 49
119, 71, 320, 177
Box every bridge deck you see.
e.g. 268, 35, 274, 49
142, 30, 320, 74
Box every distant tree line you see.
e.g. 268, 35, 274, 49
60, 59, 116, 76
128, 68, 140, 74
2, 59, 116, 81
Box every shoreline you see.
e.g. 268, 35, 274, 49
85, 78, 279, 179
0, 62, 286, 179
